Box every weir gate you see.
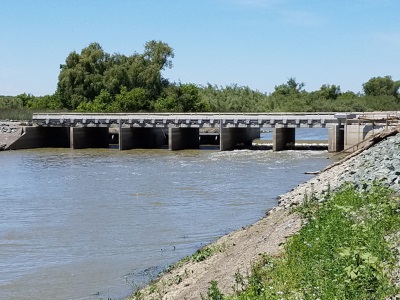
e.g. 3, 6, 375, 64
10, 112, 395, 152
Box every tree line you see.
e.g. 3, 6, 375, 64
1, 41, 400, 114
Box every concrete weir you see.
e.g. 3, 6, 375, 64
22, 112, 396, 152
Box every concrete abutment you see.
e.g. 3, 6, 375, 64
9, 127, 70, 150
343, 124, 386, 151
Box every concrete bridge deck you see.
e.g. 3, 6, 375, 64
32, 112, 343, 128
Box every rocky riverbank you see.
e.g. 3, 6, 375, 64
277, 128, 400, 209
0, 122, 23, 150
130, 127, 400, 300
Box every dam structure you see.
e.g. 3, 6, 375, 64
9, 112, 397, 152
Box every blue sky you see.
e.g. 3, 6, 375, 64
1, 0, 399, 96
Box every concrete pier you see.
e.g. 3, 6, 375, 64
273, 128, 295, 151
328, 125, 344, 152
168, 128, 200, 150
70, 127, 109, 149
220, 127, 260, 151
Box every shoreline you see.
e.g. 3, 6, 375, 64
129, 127, 400, 299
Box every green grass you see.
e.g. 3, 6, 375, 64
207, 183, 400, 300
192, 244, 226, 262
0, 108, 33, 121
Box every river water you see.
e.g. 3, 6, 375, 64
0, 128, 336, 299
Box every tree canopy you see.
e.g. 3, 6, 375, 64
2, 41, 399, 115
57, 40, 174, 110
362, 76, 400, 99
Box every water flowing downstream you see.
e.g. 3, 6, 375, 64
0, 129, 337, 299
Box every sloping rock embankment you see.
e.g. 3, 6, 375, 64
0, 122, 23, 150
277, 128, 400, 209
131, 128, 400, 300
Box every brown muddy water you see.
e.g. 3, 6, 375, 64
0, 129, 337, 299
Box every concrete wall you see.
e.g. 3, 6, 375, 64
344, 124, 386, 151
168, 128, 200, 150
9, 126, 70, 150
328, 125, 344, 152
70, 127, 109, 149
119, 127, 167, 150
273, 128, 295, 151
220, 127, 260, 151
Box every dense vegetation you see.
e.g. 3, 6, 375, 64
205, 184, 400, 299
1, 41, 400, 119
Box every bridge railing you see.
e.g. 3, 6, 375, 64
32, 112, 347, 128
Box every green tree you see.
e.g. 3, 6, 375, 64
140, 40, 174, 97
112, 87, 149, 112
0, 96, 23, 109
152, 95, 177, 112
362, 76, 400, 99
178, 83, 202, 111
56, 41, 174, 110
57, 42, 109, 109
16, 93, 36, 107
77, 89, 114, 112
143, 40, 174, 70
317, 84, 341, 100
197, 84, 267, 112
338, 91, 358, 100
26, 94, 63, 110
102, 53, 131, 96
154, 83, 203, 112
273, 77, 305, 96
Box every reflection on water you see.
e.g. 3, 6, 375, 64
0, 142, 335, 299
